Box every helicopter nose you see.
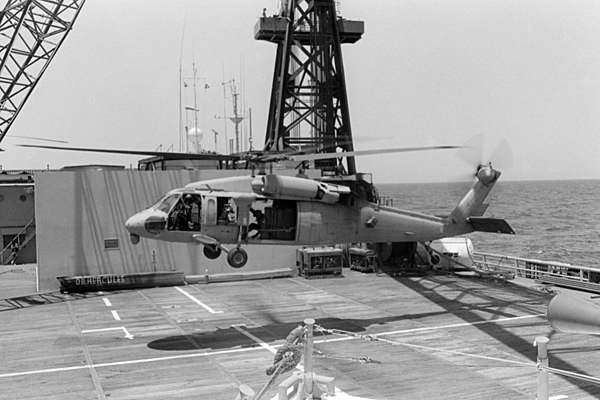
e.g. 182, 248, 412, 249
125, 213, 143, 234
125, 211, 167, 240
125, 213, 145, 244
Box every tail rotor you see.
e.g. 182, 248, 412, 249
457, 134, 513, 178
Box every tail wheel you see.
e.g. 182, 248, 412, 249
203, 245, 222, 260
227, 248, 248, 268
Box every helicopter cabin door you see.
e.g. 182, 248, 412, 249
201, 195, 239, 242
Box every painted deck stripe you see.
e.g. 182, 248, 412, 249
102, 297, 112, 307
0, 346, 264, 379
111, 310, 121, 321
175, 286, 223, 314
374, 313, 547, 337
232, 325, 278, 353
81, 326, 134, 339
311, 313, 546, 345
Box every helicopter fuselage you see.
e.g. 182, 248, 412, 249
125, 171, 510, 268
126, 176, 472, 253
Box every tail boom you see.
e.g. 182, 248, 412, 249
444, 164, 515, 236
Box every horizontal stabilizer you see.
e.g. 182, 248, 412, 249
468, 217, 515, 234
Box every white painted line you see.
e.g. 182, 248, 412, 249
102, 298, 112, 307
310, 313, 546, 346
81, 327, 123, 333
81, 326, 134, 340
232, 325, 278, 353
373, 313, 547, 337
122, 327, 134, 340
111, 310, 121, 321
175, 286, 223, 314
0, 346, 263, 379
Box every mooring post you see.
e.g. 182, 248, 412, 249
535, 336, 549, 400
234, 384, 255, 400
303, 318, 315, 397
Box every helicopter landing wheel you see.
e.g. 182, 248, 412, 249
203, 245, 222, 260
227, 247, 248, 269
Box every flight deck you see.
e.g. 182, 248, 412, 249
2, 266, 600, 399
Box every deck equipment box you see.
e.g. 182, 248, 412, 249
296, 247, 343, 278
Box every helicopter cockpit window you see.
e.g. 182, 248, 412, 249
152, 194, 180, 214
167, 194, 202, 231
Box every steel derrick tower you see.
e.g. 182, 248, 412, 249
0, 0, 87, 143
255, 0, 363, 175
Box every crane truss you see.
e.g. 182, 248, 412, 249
0, 0, 86, 143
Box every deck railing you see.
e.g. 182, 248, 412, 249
472, 251, 600, 293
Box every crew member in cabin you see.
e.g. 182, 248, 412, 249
219, 203, 235, 224
249, 208, 267, 238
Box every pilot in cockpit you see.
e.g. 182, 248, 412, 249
169, 200, 189, 231
185, 194, 201, 230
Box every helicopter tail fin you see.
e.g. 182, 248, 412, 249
445, 164, 515, 235
447, 164, 499, 223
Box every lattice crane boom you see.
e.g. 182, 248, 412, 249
0, 0, 87, 143
255, 0, 364, 175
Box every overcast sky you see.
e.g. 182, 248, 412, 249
1, 0, 599, 183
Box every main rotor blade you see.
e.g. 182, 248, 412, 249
8, 135, 69, 143
287, 145, 462, 162
17, 144, 240, 161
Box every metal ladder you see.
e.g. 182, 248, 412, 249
1, 218, 35, 265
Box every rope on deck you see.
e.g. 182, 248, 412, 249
314, 325, 534, 368
540, 364, 600, 387
315, 325, 600, 393
255, 348, 302, 400
254, 326, 305, 400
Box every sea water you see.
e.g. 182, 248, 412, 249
376, 179, 600, 268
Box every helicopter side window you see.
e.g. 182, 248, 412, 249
217, 198, 236, 225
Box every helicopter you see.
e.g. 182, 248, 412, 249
19, 142, 515, 268
119, 148, 514, 269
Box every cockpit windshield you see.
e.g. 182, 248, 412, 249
151, 193, 180, 213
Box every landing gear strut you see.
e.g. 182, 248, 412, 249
227, 247, 248, 268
